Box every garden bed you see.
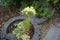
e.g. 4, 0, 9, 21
0, 6, 20, 30
0, 6, 60, 40
0, 0, 60, 40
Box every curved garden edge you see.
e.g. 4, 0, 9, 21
1, 15, 46, 40
30, 16, 48, 24
1, 15, 26, 39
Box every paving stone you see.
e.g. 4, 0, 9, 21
44, 25, 60, 40
55, 21, 60, 28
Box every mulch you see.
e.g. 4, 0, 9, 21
0, 6, 20, 31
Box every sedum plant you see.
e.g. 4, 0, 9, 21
21, 6, 55, 18
13, 6, 36, 40
21, 34, 30, 40
21, 6, 36, 16
13, 15, 31, 40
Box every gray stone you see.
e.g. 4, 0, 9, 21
30, 15, 48, 24
44, 25, 60, 40
6, 33, 17, 40
55, 21, 60, 28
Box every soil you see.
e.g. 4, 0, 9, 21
0, 6, 20, 31
6, 20, 34, 39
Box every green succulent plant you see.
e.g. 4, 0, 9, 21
13, 16, 30, 40
21, 6, 36, 16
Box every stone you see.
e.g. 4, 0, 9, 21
44, 25, 60, 40
55, 21, 60, 28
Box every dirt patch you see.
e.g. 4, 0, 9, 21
39, 14, 60, 40
0, 6, 20, 31
6, 20, 34, 39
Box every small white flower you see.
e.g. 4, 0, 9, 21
21, 6, 36, 15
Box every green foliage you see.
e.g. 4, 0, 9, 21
31, 1, 40, 10
46, 9, 55, 18
21, 2, 28, 8
21, 0, 55, 18
32, 1, 55, 18
0, 0, 55, 18
35, 7, 55, 18
53, 0, 59, 4
50, 0, 60, 10
0, 0, 10, 7
53, 0, 60, 10
0, 0, 21, 7
13, 16, 30, 40
0, 0, 21, 12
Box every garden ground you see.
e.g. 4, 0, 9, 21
0, 6, 60, 40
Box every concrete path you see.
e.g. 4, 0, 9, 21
44, 25, 60, 40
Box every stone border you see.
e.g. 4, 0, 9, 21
1, 15, 40, 40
